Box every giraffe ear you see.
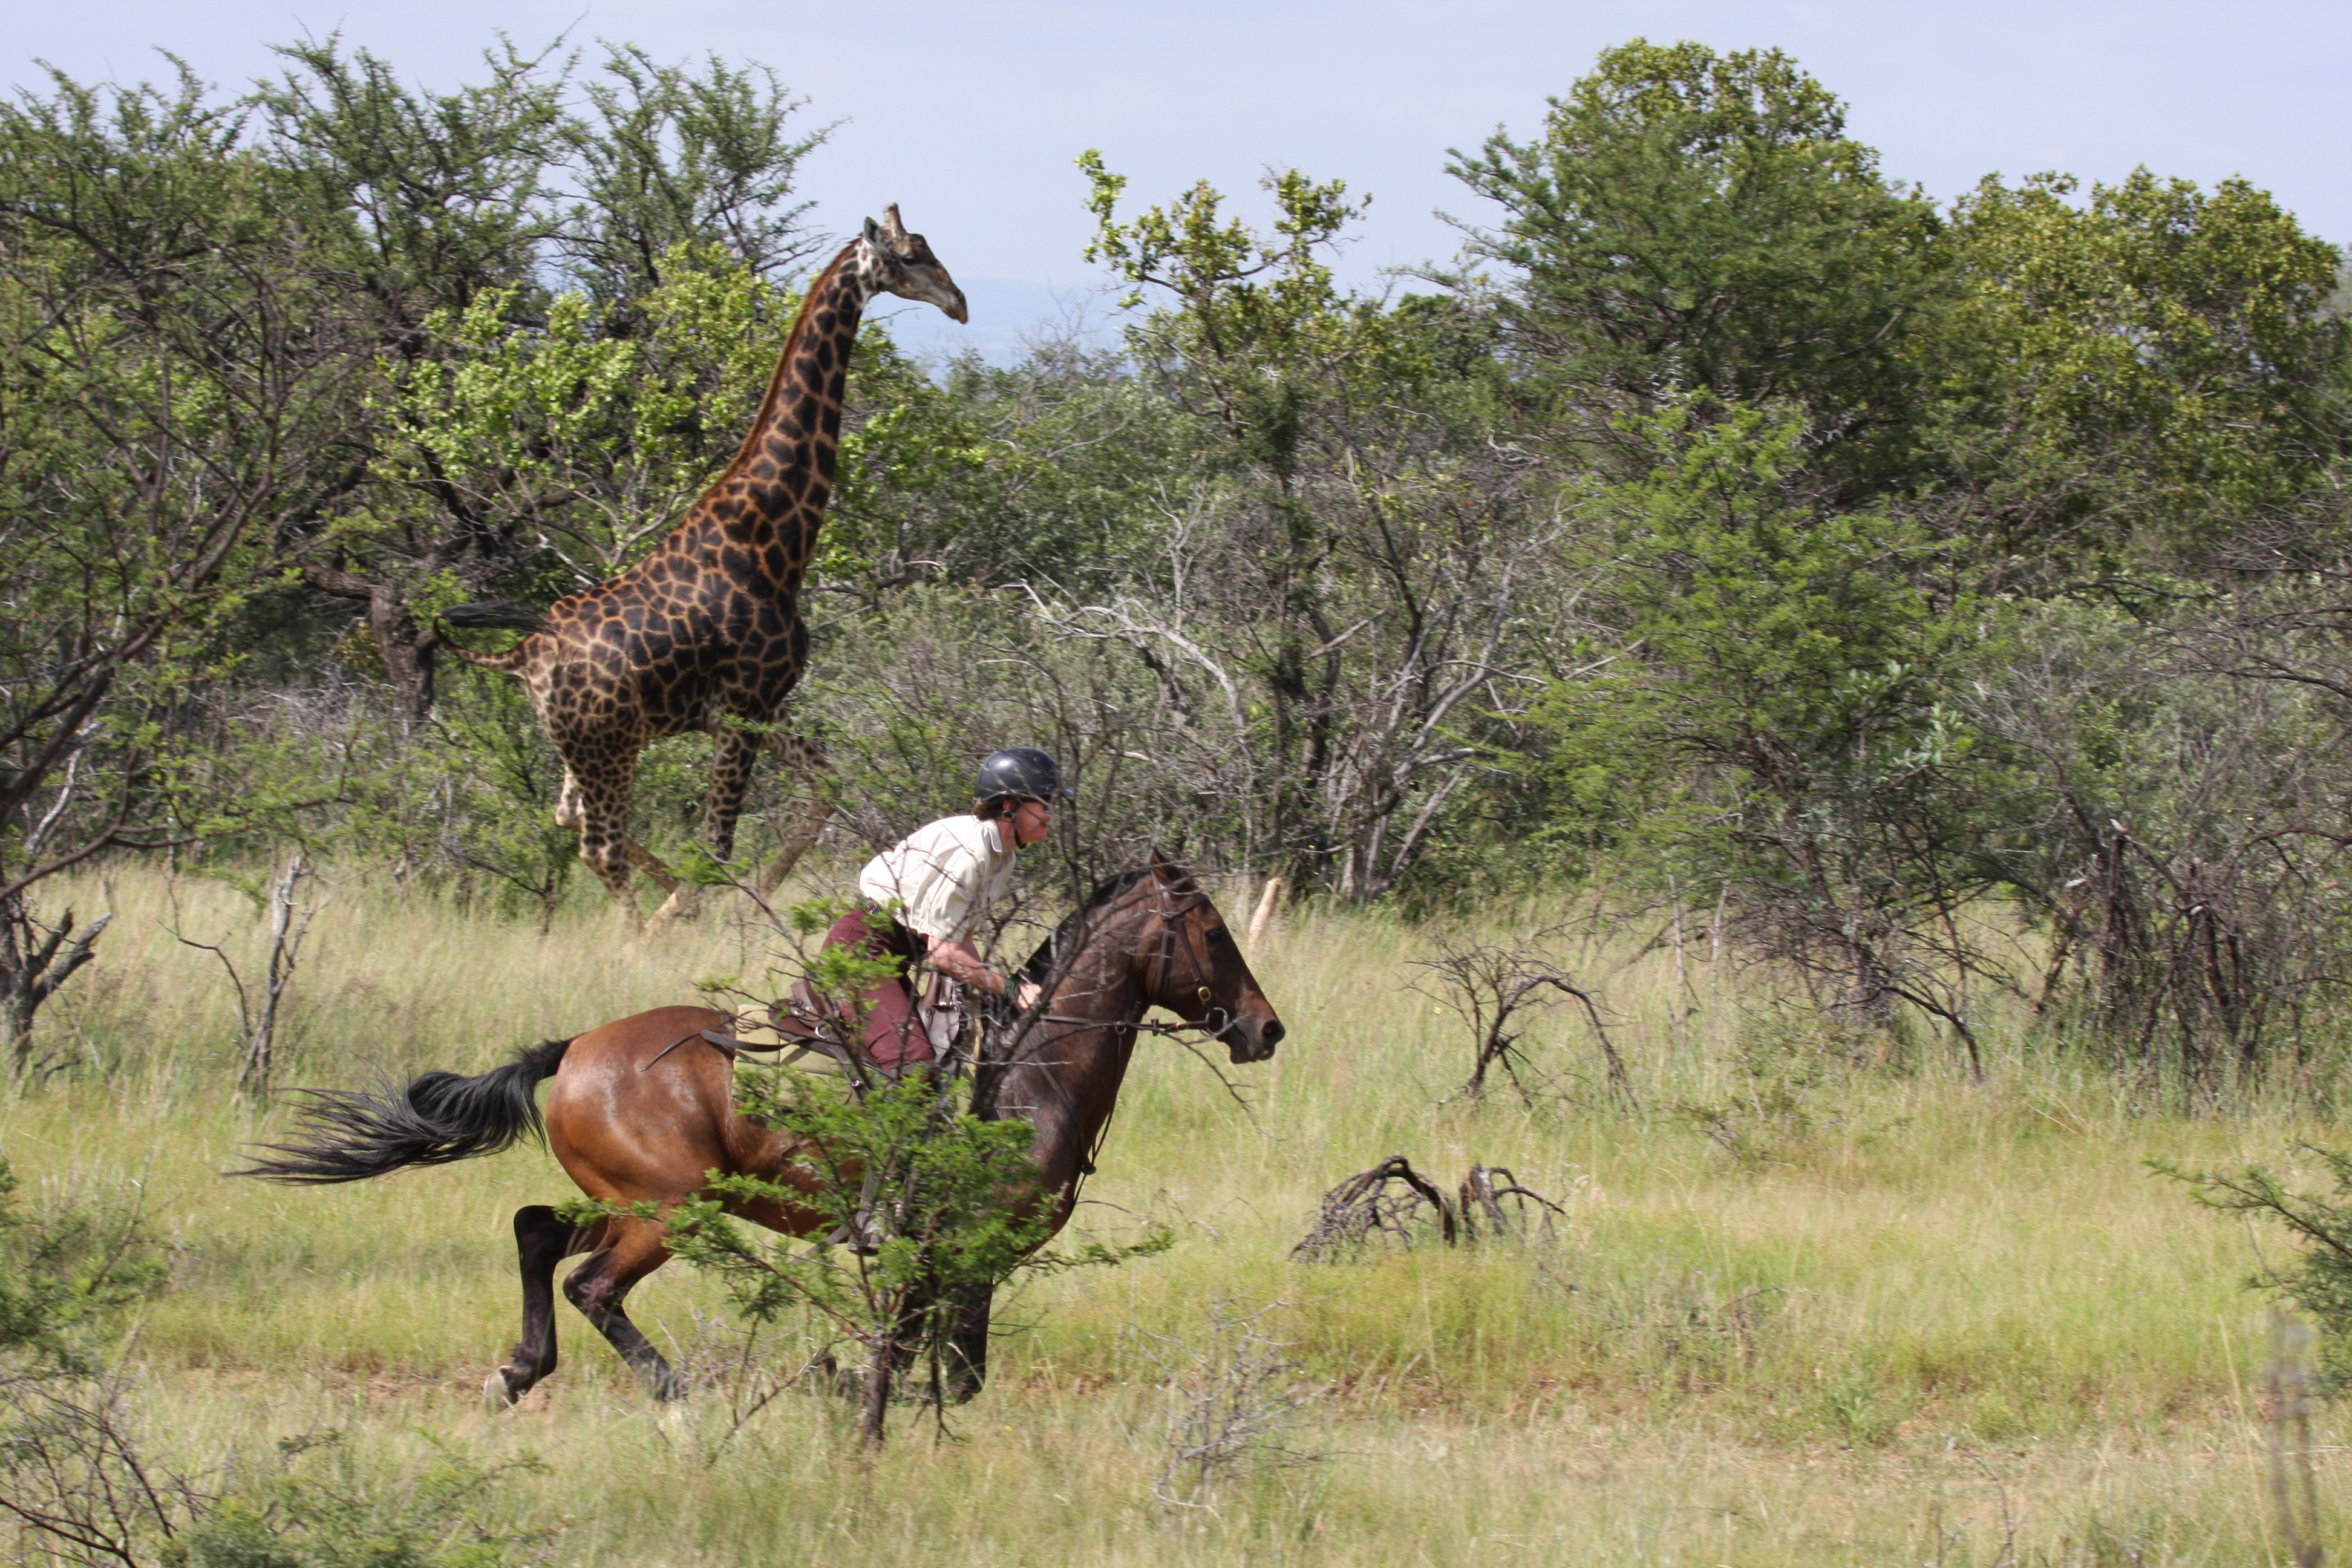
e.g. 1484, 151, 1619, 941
861, 215, 886, 249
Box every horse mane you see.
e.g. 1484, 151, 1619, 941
1016, 867, 1156, 984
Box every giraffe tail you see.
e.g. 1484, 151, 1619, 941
443, 641, 535, 672
436, 601, 545, 671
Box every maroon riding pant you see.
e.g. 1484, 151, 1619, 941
820, 906, 932, 1074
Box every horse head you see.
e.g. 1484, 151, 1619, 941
1138, 855, 1285, 1065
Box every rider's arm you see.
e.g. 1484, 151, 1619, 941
926, 933, 1043, 1010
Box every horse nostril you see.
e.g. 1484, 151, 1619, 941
1261, 1020, 1285, 1046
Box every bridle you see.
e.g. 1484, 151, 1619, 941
1141, 873, 1231, 1039
1011, 872, 1234, 1045
993, 869, 1236, 1187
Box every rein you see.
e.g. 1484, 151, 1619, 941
993, 874, 1228, 1189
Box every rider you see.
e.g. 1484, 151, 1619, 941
818, 747, 1072, 1074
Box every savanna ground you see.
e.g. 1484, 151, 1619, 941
2, 867, 2341, 1566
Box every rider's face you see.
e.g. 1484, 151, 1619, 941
1011, 797, 1054, 848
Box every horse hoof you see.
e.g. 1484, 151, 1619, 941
483, 1368, 519, 1411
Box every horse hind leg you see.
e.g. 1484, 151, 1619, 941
561, 1218, 685, 1402
486, 1206, 599, 1410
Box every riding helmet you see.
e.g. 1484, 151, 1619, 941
975, 747, 1075, 806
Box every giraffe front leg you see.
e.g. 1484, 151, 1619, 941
568, 750, 675, 914
757, 728, 838, 897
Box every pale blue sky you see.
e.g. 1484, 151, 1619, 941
11, 1, 2347, 355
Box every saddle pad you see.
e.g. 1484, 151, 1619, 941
719, 1019, 851, 1077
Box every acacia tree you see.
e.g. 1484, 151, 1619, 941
1447, 39, 1949, 491
1072, 156, 1564, 899
0, 38, 835, 1056
247, 39, 834, 725
0, 67, 374, 1065
1928, 168, 2347, 572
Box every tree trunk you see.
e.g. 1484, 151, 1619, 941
1, 898, 110, 1077
304, 566, 439, 725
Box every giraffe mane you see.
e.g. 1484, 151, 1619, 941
717, 240, 861, 478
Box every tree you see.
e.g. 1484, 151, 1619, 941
1074, 155, 1560, 899
253, 36, 830, 722
1448, 39, 1947, 488
0, 65, 368, 1063
1929, 169, 2347, 570
1538, 403, 2017, 1065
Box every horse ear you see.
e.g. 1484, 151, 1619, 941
1148, 848, 1200, 895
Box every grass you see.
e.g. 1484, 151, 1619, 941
2, 865, 2345, 1564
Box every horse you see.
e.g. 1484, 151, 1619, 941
240, 858, 1284, 1407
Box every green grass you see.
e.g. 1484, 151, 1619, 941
2, 868, 2345, 1564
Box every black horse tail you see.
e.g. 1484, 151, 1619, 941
234, 1038, 571, 1184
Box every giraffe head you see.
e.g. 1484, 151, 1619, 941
859, 204, 969, 323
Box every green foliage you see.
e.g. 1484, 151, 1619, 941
1935, 168, 2347, 561
380, 246, 792, 593
0, 1157, 163, 1366
161, 1435, 552, 1568
1082, 148, 1370, 442
1538, 402, 2016, 1053
1450, 39, 1947, 477
2155, 1146, 2352, 1394
1543, 402, 1979, 840
559, 44, 831, 302
637, 1057, 1165, 1422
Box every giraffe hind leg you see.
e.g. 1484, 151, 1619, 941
757, 729, 838, 896
649, 723, 761, 925
569, 754, 676, 906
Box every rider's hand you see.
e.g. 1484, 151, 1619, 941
1016, 980, 1044, 1010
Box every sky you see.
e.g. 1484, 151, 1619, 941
11, 0, 2348, 357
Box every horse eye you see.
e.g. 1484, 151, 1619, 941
1207, 928, 1230, 947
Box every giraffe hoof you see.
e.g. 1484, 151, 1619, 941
647, 887, 701, 926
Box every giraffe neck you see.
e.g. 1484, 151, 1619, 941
673, 240, 882, 594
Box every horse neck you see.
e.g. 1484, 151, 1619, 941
990, 923, 1155, 1187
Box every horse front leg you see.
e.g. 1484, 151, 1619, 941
486, 1206, 600, 1410
940, 1281, 993, 1405
561, 1218, 685, 1402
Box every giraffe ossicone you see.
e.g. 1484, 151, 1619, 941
443, 207, 968, 915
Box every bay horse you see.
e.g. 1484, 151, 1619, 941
241, 859, 1284, 1406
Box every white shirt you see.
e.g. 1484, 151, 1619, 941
858, 814, 1017, 944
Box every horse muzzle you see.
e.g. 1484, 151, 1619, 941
1221, 1014, 1283, 1065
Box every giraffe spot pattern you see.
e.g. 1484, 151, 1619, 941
464, 228, 963, 900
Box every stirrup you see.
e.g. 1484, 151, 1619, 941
826, 1208, 881, 1256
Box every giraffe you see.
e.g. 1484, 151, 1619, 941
443, 205, 966, 912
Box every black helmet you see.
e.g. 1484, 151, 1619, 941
975, 747, 1074, 806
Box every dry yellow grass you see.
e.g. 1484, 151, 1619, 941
2, 866, 2344, 1564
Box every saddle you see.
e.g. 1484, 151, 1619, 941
694, 972, 968, 1081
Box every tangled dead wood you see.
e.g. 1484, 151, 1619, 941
1291, 1154, 1566, 1261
